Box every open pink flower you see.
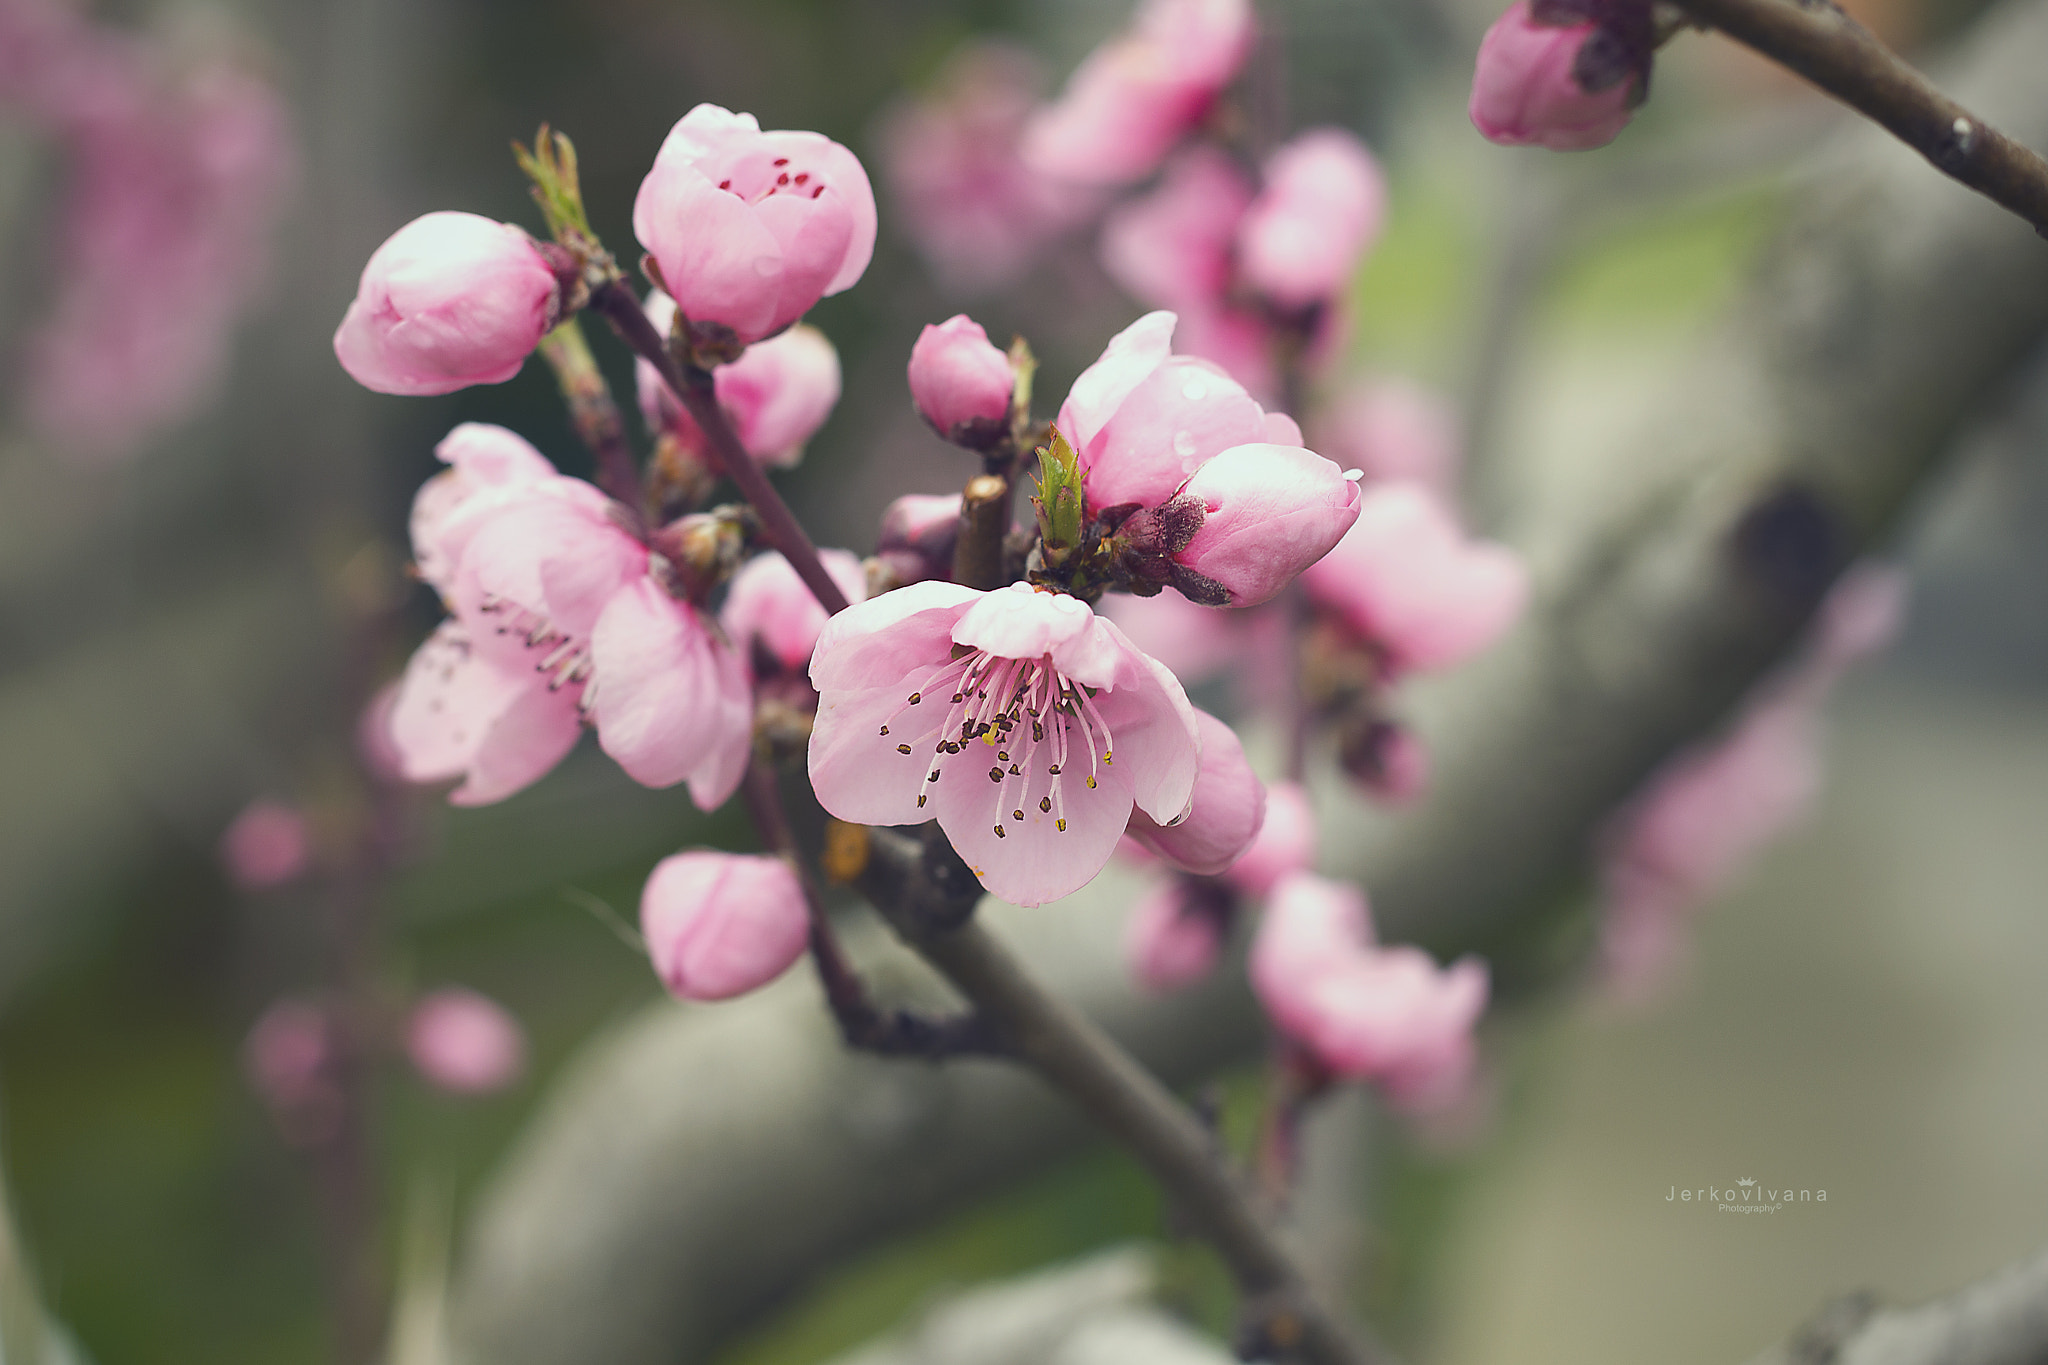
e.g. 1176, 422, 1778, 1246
1251, 873, 1488, 1106
720, 549, 869, 677
334, 211, 559, 396
641, 851, 811, 1001
633, 105, 876, 349
406, 988, 526, 1095
388, 425, 751, 809
1301, 482, 1527, 676
809, 581, 1202, 906
1237, 129, 1385, 310
1469, 0, 1638, 152
1124, 709, 1265, 875
1023, 0, 1255, 187
637, 290, 841, 467
220, 798, 311, 890
1057, 311, 1300, 510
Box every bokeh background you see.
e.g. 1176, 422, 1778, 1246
1, 0, 2045, 1362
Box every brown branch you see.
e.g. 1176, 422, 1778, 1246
588, 282, 851, 614
1743, 1242, 2048, 1365
537, 317, 642, 509
857, 826, 1391, 1365
951, 473, 1012, 590
1674, 0, 2048, 236
739, 765, 1002, 1060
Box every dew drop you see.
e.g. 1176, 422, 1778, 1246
1172, 430, 1197, 458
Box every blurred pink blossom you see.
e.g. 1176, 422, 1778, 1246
1251, 872, 1489, 1109
636, 291, 841, 467
1301, 482, 1527, 676
1312, 377, 1462, 500
1469, 0, 1638, 152
875, 43, 1090, 293
719, 549, 869, 678
1097, 590, 1242, 685
1023, 0, 1255, 188
633, 104, 875, 349
243, 998, 340, 1145
220, 798, 311, 890
1237, 128, 1385, 310
1125, 878, 1229, 992
1224, 779, 1316, 898
1100, 147, 1251, 315
406, 987, 526, 1095
875, 492, 963, 587
641, 851, 811, 1001
3, 3, 295, 461
808, 581, 1201, 906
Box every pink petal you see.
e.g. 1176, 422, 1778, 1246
932, 719, 1137, 907
1123, 709, 1264, 875
590, 578, 753, 803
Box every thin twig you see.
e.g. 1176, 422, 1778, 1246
537, 317, 642, 508
858, 826, 1390, 1365
1676, 0, 2048, 236
740, 764, 1004, 1059
588, 283, 851, 613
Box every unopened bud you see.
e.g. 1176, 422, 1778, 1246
640, 851, 811, 1001
908, 314, 1017, 448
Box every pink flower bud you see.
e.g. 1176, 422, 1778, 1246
1340, 719, 1431, 805
1300, 483, 1528, 676
875, 493, 962, 586
1125, 878, 1229, 992
632, 105, 876, 350
719, 548, 869, 677
637, 291, 841, 467
640, 851, 811, 1001
1223, 780, 1315, 898
406, 987, 526, 1095
1469, 1, 1638, 152
1237, 129, 1385, 310
1174, 444, 1364, 607
220, 798, 311, 890
908, 314, 1015, 445
1125, 710, 1266, 875
333, 211, 558, 395
244, 998, 341, 1145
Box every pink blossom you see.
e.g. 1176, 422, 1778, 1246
636, 291, 841, 467
1469, 1, 1638, 152
876, 492, 963, 586
1808, 563, 1907, 686
720, 549, 869, 677
1125, 710, 1265, 875
1301, 482, 1527, 675
632, 104, 876, 349
220, 798, 312, 890
1224, 779, 1316, 898
388, 426, 751, 809
1312, 377, 1462, 499
16, 30, 295, 461
908, 314, 1016, 445
875, 43, 1088, 292
1057, 311, 1298, 510
808, 581, 1202, 906
1100, 147, 1251, 314
334, 212, 559, 396
1174, 444, 1363, 607
1251, 873, 1488, 1104
640, 851, 811, 1001
1022, 0, 1255, 188
1125, 878, 1228, 991
1238, 129, 1385, 310
244, 998, 340, 1145
406, 987, 526, 1095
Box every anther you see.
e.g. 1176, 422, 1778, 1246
1012, 810, 1024, 821
1086, 776, 1098, 789
1039, 796, 1052, 813
917, 795, 927, 808
1056, 819, 1067, 832
897, 744, 913, 755
994, 825, 1007, 839
989, 767, 1004, 783
879, 725, 890, 736
909, 692, 922, 704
